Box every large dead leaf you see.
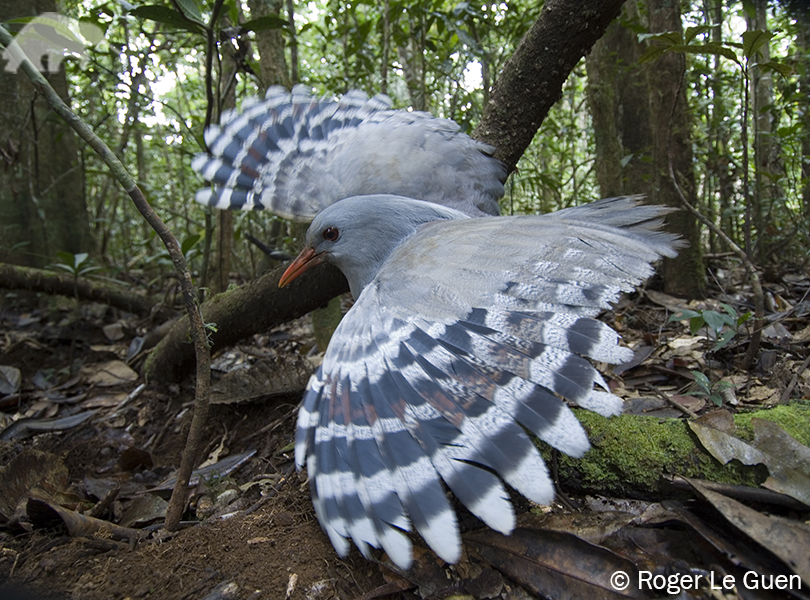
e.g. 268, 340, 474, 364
0, 365, 22, 395
686, 478, 810, 587
84, 360, 138, 387
689, 419, 810, 506
0, 409, 98, 441
0, 450, 70, 522
210, 355, 312, 404
465, 527, 644, 599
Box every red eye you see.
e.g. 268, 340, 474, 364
322, 226, 340, 242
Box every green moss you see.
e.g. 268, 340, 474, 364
733, 401, 810, 446
545, 409, 766, 496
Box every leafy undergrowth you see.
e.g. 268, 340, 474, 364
0, 255, 808, 600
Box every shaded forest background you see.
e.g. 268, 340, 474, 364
1, 0, 809, 305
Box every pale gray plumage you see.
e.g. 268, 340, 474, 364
192, 85, 506, 220
191, 87, 681, 571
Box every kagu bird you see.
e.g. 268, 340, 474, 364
192, 85, 680, 570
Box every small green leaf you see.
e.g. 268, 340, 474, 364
130, 5, 203, 32
692, 370, 711, 394
73, 252, 90, 268
668, 309, 701, 322
703, 310, 730, 334
174, 0, 205, 25
756, 60, 793, 78
742, 29, 772, 60
677, 43, 741, 65
714, 329, 736, 351
689, 316, 706, 336
55, 251, 75, 266
242, 14, 288, 32
638, 31, 682, 45
181, 233, 202, 255
721, 303, 738, 319
51, 263, 77, 273
684, 24, 715, 45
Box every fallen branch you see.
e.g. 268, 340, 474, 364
143, 261, 349, 383
0, 262, 175, 320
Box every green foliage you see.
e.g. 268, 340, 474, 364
49, 0, 810, 276
690, 370, 734, 406
669, 304, 752, 352
49, 252, 100, 278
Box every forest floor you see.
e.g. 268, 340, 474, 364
0, 257, 809, 600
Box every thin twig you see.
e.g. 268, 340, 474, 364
0, 25, 212, 532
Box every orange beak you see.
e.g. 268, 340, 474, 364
279, 247, 325, 288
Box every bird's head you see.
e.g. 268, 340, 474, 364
279, 195, 468, 298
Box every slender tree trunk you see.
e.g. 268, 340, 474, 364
380, 0, 390, 94
747, 0, 783, 260
709, 0, 736, 251
248, 0, 291, 88
643, 0, 705, 298
797, 10, 810, 224
0, 0, 92, 267
586, 1, 654, 198
286, 0, 298, 84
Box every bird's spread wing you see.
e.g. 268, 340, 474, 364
295, 196, 681, 569
192, 86, 506, 220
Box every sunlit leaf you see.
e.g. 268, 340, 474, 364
130, 5, 203, 32
742, 29, 772, 60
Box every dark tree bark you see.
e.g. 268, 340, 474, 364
798, 10, 810, 224
473, 0, 625, 173
0, 0, 93, 267
144, 263, 349, 383
586, 2, 654, 197
747, 0, 783, 261
585, 0, 703, 298
248, 0, 291, 88
644, 0, 705, 298
708, 0, 736, 252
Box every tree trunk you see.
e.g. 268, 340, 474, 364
0, 0, 92, 268
747, 0, 783, 261
248, 0, 291, 88
643, 0, 705, 299
797, 10, 810, 224
586, 1, 655, 198
709, 0, 736, 252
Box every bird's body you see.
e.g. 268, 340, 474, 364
193, 86, 681, 570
